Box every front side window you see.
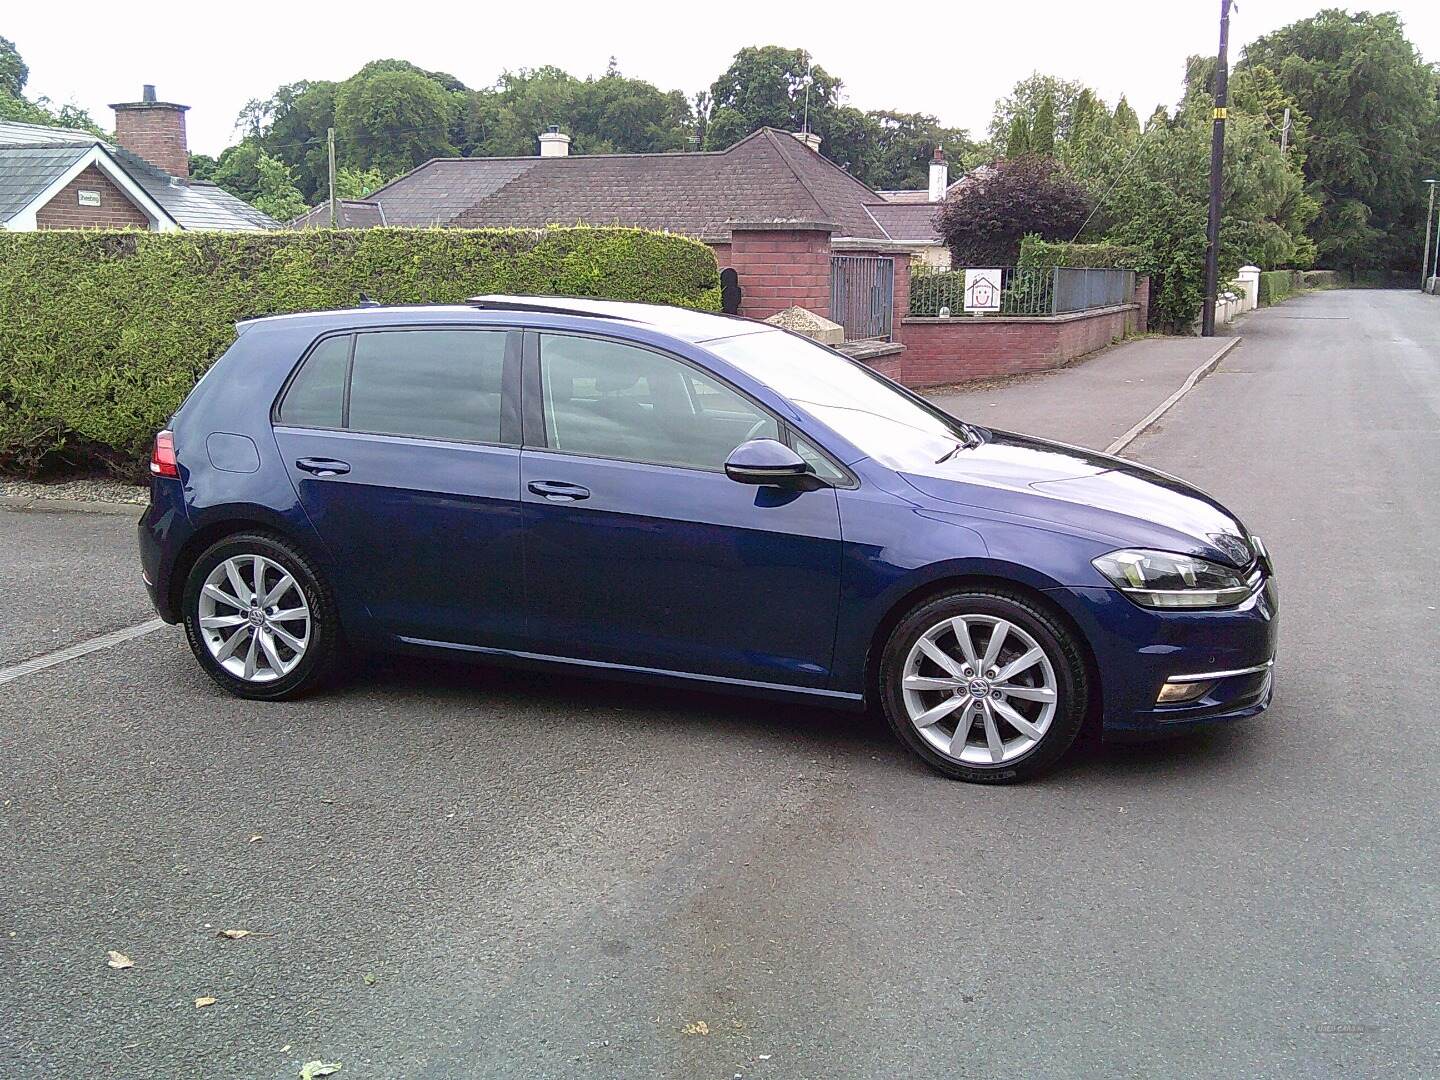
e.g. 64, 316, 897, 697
539, 334, 778, 470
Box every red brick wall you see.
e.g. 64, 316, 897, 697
888, 305, 1135, 388
113, 104, 189, 178
35, 165, 151, 230
726, 227, 833, 321
708, 242, 731, 266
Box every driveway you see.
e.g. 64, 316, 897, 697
1, 290, 1436, 1079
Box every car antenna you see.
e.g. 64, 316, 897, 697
357, 292, 381, 308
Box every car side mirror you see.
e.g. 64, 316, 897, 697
724, 439, 822, 489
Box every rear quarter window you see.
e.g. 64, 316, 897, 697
276, 335, 349, 428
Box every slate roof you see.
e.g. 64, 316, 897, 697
290, 199, 388, 229
0, 120, 276, 231
866, 201, 943, 244
0, 144, 90, 220
296, 129, 902, 243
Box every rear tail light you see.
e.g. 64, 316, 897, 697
150, 430, 179, 478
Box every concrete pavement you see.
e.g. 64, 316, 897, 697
1, 290, 1436, 1079
928, 333, 1238, 451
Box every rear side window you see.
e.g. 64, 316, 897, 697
277, 335, 349, 428
349, 330, 506, 442
276, 329, 508, 444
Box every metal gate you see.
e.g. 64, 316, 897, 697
830, 255, 894, 341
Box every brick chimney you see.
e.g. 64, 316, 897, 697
110, 85, 190, 178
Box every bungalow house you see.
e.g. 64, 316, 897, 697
0, 86, 275, 232
290, 127, 944, 328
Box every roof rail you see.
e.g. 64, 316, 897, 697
465, 295, 628, 320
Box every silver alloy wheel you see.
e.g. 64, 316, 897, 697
197, 554, 311, 683
901, 615, 1058, 766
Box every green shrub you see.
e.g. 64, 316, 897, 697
1018, 235, 1148, 271
0, 226, 720, 474
1257, 269, 1296, 305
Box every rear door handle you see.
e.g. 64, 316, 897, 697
527, 480, 591, 502
295, 457, 351, 476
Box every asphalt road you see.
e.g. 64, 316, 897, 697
2, 289, 1436, 1079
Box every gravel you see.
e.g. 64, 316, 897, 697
0, 477, 147, 506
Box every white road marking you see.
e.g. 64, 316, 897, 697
0, 619, 167, 687
1106, 336, 1241, 456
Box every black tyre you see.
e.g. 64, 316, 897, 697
878, 589, 1089, 783
181, 531, 343, 700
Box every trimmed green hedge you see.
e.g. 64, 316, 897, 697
1018, 235, 1149, 271
1257, 269, 1296, 305
0, 226, 720, 473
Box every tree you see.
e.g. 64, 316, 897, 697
1030, 93, 1056, 157
238, 80, 340, 203
704, 46, 841, 148
1112, 96, 1140, 139
1005, 115, 1030, 158
250, 151, 308, 222
335, 166, 390, 199
1241, 9, 1440, 271
863, 110, 973, 190
0, 34, 102, 134
334, 66, 459, 178
935, 156, 1091, 265
988, 74, 1087, 147
0, 34, 28, 98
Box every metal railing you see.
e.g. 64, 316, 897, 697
831, 254, 895, 340
909, 266, 1135, 317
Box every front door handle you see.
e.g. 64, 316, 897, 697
527, 480, 591, 502
295, 457, 351, 476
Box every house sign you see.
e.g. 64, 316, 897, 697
77, 190, 102, 207
964, 269, 1002, 313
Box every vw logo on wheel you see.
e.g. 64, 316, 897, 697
968, 679, 990, 698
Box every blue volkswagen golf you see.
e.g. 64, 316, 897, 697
139, 296, 1277, 783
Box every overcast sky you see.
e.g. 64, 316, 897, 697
8, 1, 1440, 157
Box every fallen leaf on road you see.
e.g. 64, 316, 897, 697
362, 973, 376, 987
106, 951, 134, 970
682, 1021, 710, 1036
300, 1062, 342, 1079
218, 929, 252, 939
249, 835, 264, 843
195, 997, 216, 1008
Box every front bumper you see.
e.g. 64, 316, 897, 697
1050, 568, 1279, 736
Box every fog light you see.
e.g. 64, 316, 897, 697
1157, 680, 1216, 704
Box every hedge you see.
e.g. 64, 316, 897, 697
1257, 269, 1296, 305
0, 226, 720, 474
1017, 235, 1149, 271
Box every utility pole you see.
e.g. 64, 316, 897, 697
1421, 179, 1438, 291
1201, 0, 1232, 337
327, 127, 338, 228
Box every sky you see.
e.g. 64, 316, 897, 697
8, 0, 1440, 157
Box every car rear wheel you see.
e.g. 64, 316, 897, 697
182, 532, 342, 700
878, 590, 1089, 783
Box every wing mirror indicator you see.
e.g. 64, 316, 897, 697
724, 438, 825, 490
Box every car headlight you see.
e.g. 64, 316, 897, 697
1092, 549, 1252, 609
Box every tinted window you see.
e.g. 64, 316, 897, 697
540, 335, 777, 470
348, 330, 506, 443
278, 335, 349, 428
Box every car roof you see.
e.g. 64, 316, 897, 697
236, 295, 770, 344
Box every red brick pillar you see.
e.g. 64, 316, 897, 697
890, 251, 911, 341
726, 221, 835, 321
1133, 274, 1150, 333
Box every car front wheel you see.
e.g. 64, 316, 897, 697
878, 589, 1089, 783
182, 532, 342, 700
